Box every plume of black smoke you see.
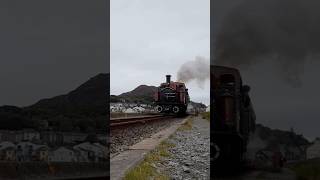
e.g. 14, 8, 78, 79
213, 0, 320, 87
177, 56, 209, 88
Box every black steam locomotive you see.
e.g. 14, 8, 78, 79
211, 65, 256, 172
154, 75, 190, 114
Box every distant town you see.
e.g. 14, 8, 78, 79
0, 129, 107, 163
110, 102, 209, 114
0, 74, 109, 163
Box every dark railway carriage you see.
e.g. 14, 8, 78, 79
211, 65, 256, 171
154, 75, 189, 114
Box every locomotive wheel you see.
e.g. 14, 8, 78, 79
212, 143, 221, 161
172, 106, 180, 113
212, 137, 243, 175
156, 106, 163, 113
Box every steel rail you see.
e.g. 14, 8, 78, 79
110, 114, 175, 127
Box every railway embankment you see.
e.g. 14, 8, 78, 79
151, 116, 210, 180
123, 115, 210, 180
110, 116, 189, 180
110, 115, 184, 155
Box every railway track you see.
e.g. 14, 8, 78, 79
110, 114, 176, 128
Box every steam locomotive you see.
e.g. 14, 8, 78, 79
154, 75, 190, 114
211, 65, 256, 172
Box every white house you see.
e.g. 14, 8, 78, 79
62, 132, 87, 144
40, 131, 64, 145
92, 143, 108, 161
140, 104, 147, 108
0, 142, 16, 161
0, 141, 15, 149
0, 130, 40, 142
0, 131, 19, 142
73, 142, 106, 162
16, 142, 47, 161
133, 107, 145, 113
124, 108, 135, 113
111, 103, 128, 113
187, 104, 194, 113
307, 138, 320, 159
17, 129, 40, 142
16, 142, 35, 161
206, 105, 210, 112
33, 146, 49, 161
49, 147, 76, 162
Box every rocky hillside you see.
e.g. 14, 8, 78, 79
0, 73, 109, 132
28, 73, 108, 115
30, 74, 108, 108
117, 85, 157, 103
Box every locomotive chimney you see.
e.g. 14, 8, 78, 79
166, 75, 171, 83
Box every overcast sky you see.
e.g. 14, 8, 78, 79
111, 0, 210, 105
0, 0, 107, 107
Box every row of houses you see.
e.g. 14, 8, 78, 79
111, 102, 209, 114
110, 103, 154, 113
0, 129, 107, 145
307, 138, 320, 159
206, 105, 210, 112
248, 131, 320, 162
186, 104, 207, 114
0, 141, 107, 162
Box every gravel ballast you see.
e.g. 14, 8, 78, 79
155, 116, 210, 180
110, 117, 184, 155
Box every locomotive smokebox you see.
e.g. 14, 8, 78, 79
166, 75, 171, 83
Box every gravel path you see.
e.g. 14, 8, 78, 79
157, 116, 210, 180
110, 118, 184, 155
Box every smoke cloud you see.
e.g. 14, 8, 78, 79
213, 0, 320, 87
177, 56, 210, 88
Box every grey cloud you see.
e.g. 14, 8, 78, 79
111, 0, 210, 105
0, 0, 108, 106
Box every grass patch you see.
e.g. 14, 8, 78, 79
177, 118, 193, 131
124, 141, 175, 180
201, 112, 210, 121
289, 158, 320, 180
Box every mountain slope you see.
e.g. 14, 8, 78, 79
29, 73, 109, 115
113, 85, 157, 103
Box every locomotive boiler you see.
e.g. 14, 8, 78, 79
154, 75, 189, 114
211, 65, 256, 172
